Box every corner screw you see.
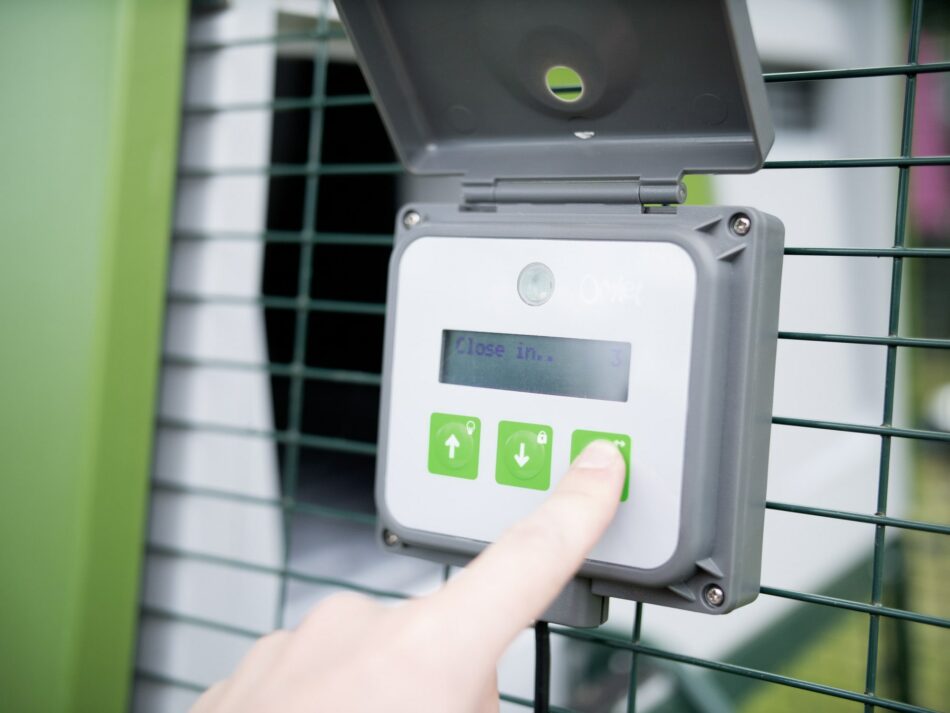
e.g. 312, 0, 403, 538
402, 210, 422, 229
704, 584, 725, 608
383, 529, 400, 547
730, 214, 752, 236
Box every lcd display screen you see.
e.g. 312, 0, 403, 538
440, 330, 631, 402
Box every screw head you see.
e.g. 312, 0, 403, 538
383, 529, 400, 547
704, 584, 725, 608
730, 214, 752, 236
402, 210, 422, 229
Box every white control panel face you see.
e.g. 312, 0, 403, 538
383, 237, 696, 570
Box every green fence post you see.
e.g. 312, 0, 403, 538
0, 1, 187, 711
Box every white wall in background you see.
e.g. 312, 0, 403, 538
135, 2, 282, 711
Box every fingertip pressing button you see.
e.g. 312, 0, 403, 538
571, 430, 631, 501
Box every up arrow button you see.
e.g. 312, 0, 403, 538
445, 434, 461, 460
427, 413, 480, 479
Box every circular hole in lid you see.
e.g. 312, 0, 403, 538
545, 65, 584, 103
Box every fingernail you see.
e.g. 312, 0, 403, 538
573, 440, 622, 469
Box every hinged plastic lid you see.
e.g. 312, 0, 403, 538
335, 0, 773, 185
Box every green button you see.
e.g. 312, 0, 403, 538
428, 413, 480, 479
571, 430, 631, 501
496, 421, 552, 491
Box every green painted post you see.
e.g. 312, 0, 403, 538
0, 1, 187, 711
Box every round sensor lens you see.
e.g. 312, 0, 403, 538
518, 262, 555, 306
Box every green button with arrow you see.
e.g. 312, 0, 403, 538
428, 413, 480, 479
496, 421, 552, 491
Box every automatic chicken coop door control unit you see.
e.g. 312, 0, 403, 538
336, 0, 785, 624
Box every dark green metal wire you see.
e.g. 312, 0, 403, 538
172, 228, 393, 246
162, 354, 382, 386
626, 602, 644, 712
766, 500, 950, 536
764, 156, 949, 169
184, 94, 375, 115
167, 226, 950, 259
772, 416, 949, 443
177, 60, 950, 114
552, 628, 940, 713
274, 1, 332, 631
760, 586, 949, 630
186, 28, 346, 52
864, 2, 924, 708
179, 157, 950, 176
166, 292, 386, 316
784, 246, 950, 258
178, 161, 403, 177
136, 669, 207, 694
151, 479, 377, 527
778, 331, 950, 349
149, 543, 409, 601
764, 59, 950, 82
170, 230, 950, 258
158, 416, 378, 455
143, 605, 266, 640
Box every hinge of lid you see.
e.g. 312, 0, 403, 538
462, 179, 686, 206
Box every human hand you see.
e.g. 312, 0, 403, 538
190, 440, 626, 713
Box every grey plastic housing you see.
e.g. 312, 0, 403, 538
376, 203, 784, 617
334, 0, 774, 184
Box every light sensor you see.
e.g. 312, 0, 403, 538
518, 262, 555, 306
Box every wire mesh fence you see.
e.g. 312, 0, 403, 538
134, 1, 949, 711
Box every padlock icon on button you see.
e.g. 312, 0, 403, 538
536, 430, 548, 445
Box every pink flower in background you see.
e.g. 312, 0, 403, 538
911, 36, 950, 239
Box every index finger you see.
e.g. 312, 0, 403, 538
427, 440, 625, 655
